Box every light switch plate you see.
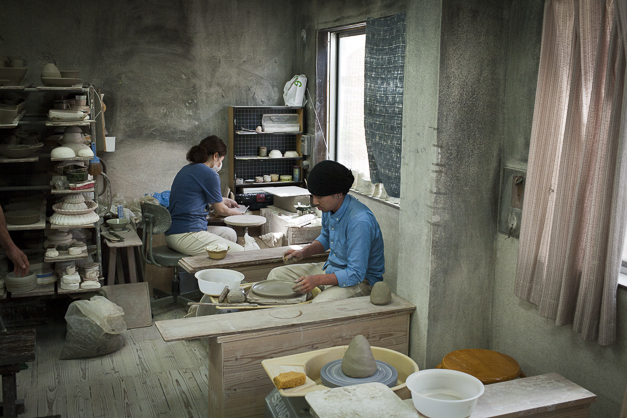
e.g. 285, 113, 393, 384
499, 167, 526, 238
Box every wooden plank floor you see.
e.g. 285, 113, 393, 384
4, 304, 210, 418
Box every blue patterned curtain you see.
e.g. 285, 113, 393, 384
364, 12, 406, 198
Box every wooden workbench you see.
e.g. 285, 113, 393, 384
404, 372, 596, 417
156, 294, 415, 418
178, 245, 328, 282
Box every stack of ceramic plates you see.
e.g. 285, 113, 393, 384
5, 271, 37, 293
44, 230, 74, 247
51, 195, 98, 219
50, 211, 99, 226
60, 272, 81, 290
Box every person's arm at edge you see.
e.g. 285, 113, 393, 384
213, 201, 243, 217
0, 206, 29, 276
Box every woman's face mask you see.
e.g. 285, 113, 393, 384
212, 156, 223, 173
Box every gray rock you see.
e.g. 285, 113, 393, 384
370, 282, 391, 305
341, 335, 377, 378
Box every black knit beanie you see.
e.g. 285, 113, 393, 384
307, 160, 354, 196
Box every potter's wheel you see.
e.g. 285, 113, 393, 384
320, 359, 398, 389
251, 280, 299, 298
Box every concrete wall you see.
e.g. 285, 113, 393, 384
1, 0, 299, 198
492, 1, 627, 416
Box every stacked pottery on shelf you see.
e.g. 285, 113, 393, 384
50, 193, 99, 226
51, 126, 94, 159
60, 264, 80, 291
41, 62, 82, 87
81, 262, 101, 289
0, 55, 28, 86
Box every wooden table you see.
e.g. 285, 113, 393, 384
103, 226, 142, 285
405, 373, 596, 417
178, 245, 328, 282
0, 329, 35, 418
156, 294, 415, 418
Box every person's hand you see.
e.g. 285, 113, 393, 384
293, 275, 317, 293
283, 249, 304, 264
223, 198, 239, 209
7, 246, 29, 276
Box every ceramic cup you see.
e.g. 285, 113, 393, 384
65, 265, 76, 275
258, 147, 267, 157
235, 178, 244, 185
270, 174, 279, 182
255, 176, 264, 183
263, 175, 271, 182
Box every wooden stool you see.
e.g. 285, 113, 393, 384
439, 348, 524, 384
104, 226, 143, 285
0, 329, 35, 418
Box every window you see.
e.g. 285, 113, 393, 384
316, 24, 370, 176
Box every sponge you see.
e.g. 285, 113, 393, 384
273, 371, 306, 389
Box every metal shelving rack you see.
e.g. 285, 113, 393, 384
0, 84, 103, 298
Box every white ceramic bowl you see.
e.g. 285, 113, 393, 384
51, 146, 76, 159
406, 369, 484, 418
283, 150, 299, 158
268, 150, 282, 158
195, 268, 244, 296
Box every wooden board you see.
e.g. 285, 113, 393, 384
101, 282, 152, 329
402, 373, 595, 418
57, 279, 104, 294
102, 226, 142, 247
156, 294, 414, 342
178, 245, 327, 275
44, 248, 88, 263
0, 329, 36, 365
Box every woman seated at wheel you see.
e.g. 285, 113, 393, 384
165, 135, 244, 255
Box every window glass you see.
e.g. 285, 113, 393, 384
335, 34, 369, 176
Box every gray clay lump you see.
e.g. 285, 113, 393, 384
370, 282, 391, 305
341, 335, 378, 378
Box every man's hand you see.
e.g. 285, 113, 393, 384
223, 198, 240, 209
283, 249, 304, 264
293, 275, 318, 293
7, 246, 29, 276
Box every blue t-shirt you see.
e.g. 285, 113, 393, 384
315, 194, 385, 287
166, 164, 223, 235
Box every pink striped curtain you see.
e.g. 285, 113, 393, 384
515, 0, 627, 345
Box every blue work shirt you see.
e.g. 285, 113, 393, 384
315, 194, 385, 287
166, 164, 223, 235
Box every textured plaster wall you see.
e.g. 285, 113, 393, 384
418, 0, 506, 367
493, 1, 627, 416
1, 0, 298, 199
395, 0, 441, 368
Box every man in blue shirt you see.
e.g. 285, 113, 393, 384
267, 160, 385, 304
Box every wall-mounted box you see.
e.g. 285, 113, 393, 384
498, 167, 526, 238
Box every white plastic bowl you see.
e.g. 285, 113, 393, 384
195, 268, 245, 296
406, 369, 484, 418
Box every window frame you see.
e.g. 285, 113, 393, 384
315, 23, 366, 162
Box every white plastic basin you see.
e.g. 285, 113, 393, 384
406, 369, 484, 418
195, 269, 245, 296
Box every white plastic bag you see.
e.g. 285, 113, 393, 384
244, 232, 261, 251
283, 74, 307, 107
